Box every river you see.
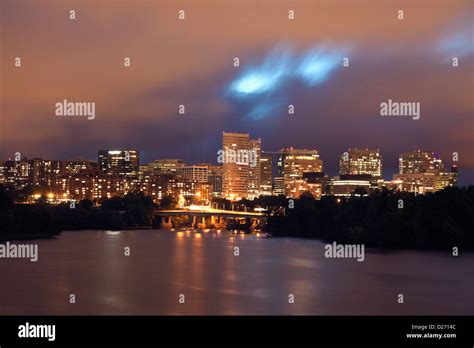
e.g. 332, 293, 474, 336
0, 229, 472, 315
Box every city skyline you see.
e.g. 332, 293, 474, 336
0, 129, 459, 203
1, 1, 473, 185
0, 139, 460, 182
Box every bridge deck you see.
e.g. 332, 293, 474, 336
155, 209, 265, 218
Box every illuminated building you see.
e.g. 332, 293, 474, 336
208, 165, 223, 197
448, 164, 459, 186
260, 155, 272, 196
286, 179, 322, 199
28, 158, 62, 189
392, 173, 437, 194
62, 172, 134, 201
222, 132, 250, 200
328, 175, 371, 197
61, 159, 97, 176
194, 182, 212, 204
98, 150, 139, 178
248, 139, 262, 199
177, 165, 209, 183
0, 161, 4, 184
167, 178, 198, 202
280, 148, 323, 197
94, 175, 133, 199
147, 159, 185, 174
339, 148, 382, 178
399, 150, 444, 174
61, 170, 97, 200
3, 159, 29, 190
394, 151, 456, 194
136, 168, 170, 203
273, 176, 284, 196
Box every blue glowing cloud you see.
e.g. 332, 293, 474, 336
437, 29, 474, 57
227, 43, 350, 118
229, 43, 349, 96
296, 48, 347, 86
229, 45, 292, 95
247, 100, 284, 120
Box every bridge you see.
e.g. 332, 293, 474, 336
155, 206, 266, 229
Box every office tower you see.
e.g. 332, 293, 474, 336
177, 165, 209, 183
273, 176, 285, 196
277, 151, 287, 177
208, 165, 223, 197
98, 150, 139, 178
248, 139, 262, 199
222, 132, 250, 200
280, 148, 323, 196
399, 150, 444, 174
392, 150, 457, 194
339, 148, 382, 178
260, 155, 273, 196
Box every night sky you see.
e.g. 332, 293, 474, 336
1, 0, 473, 184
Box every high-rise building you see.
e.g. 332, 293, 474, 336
208, 165, 223, 197
393, 151, 455, 194
98, 150, 139, 178
339, 148, 382, 178
399, 150, 444, 174
222, 132, 252, 200
248, 139, 262, 199
280, 148, 323, 196
273, 176, 285, 196
260, 155, 272, 196
277, 151, 287, 177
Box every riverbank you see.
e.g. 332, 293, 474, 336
264, 186, 474, 250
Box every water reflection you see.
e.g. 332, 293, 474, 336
0, 229, 473, 315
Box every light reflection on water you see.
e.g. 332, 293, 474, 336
0, 229, 473, 315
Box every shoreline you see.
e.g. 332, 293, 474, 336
1, 228, 471, 253
0, 233, 60, 243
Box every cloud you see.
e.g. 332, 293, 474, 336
227, 43, 350, 118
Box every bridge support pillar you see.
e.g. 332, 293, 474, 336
197, 216, 207, 229
160, 216, 173, 228
211, 215, 225, 229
